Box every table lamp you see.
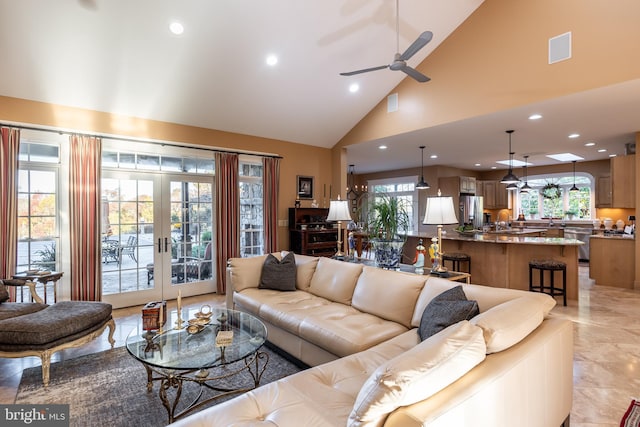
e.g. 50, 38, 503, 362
326, 196, 352, 258
423, 190, 459, 275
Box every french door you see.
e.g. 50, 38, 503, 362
101, 171, 215, 308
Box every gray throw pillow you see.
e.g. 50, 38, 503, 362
418, 285, 479, 341
0, 282, 9, 303
259, 252, 297, 291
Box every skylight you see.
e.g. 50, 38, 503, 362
546, 153, 584, 161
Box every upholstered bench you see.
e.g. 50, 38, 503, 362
0, 280, 115, 386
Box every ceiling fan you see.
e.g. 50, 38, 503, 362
340, 0, 432, 83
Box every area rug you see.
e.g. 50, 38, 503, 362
15, 344, 304, 427
621, 399, 640, 427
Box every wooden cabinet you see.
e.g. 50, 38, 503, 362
288, 208, 337, 257
595, 175, 612, 207
439, 176, 476, 195
479, 180, 508, 209
611, 155, 635, 208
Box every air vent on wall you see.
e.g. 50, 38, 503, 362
387, 93, 398, 113
549, 32, 572, 64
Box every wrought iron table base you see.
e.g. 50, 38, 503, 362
141, 350, 269, 423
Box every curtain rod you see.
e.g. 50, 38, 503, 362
3, 122, 283, 159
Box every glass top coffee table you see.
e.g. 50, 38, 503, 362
125, 306, 267, 423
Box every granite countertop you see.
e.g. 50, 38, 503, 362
589, 234, 635, 240
483, 227, 547, 235
406, 231, 584, 245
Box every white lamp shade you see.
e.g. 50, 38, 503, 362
327, 200, 352, 222
423, 196, 458, 225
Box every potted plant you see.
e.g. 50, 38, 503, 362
367, 195, 410, 269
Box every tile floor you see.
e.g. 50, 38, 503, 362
1, 265, 638, 426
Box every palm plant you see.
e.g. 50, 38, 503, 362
367, 195, 410, 241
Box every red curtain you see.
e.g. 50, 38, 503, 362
69, 135, 102, 301
0, 127, 20, 295
263, 157, 280, 253
215, 152, 239, 294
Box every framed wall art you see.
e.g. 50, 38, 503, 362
297, 175, 314, 199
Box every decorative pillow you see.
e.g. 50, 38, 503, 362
348, 321, 487, 427
418, 285, 479, 341
258, 252, 297, 291
471, 296, 546, 354
0, 281, 9, 304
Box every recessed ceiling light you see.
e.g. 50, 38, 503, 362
528, 114, 542, 120
609, 154, 617, 157
491, 166, 497, 169
169, 21, 184, 35
349, 83, 359, 93
266, 55, 278, 66
546, 153, 584, 161
474, 163, 481, 167
597, 148, 607, 153
430, 154, 437, 159
568, 133, 580, 139
584, 142, 596, 147
379, 145, 387, 150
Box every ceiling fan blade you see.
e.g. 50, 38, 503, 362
398, 31, 433, 61
399, 65, 430, 83
340, 65, 389, 76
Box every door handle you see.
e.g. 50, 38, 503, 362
164, 237, 169, 253
157, 238, 161, 253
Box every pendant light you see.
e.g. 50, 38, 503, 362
569, 160, 580, 192
520, 155, 532, 193
500, 130, 520, 184
415, 145, 430, 189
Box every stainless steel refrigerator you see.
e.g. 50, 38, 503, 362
459, 195, 484, 229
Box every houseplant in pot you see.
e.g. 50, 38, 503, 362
367, 195, 410, 270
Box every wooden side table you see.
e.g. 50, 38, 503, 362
11, 271, 64, 303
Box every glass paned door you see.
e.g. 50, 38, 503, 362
101, 172, 215, 308
166, 179, 214, 287
101, 174, 160, 307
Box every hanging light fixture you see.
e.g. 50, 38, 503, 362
570, 160, 580, 192
520, 155, 532, 193
346, 164, 367, 198
500, 130, 520, 185
416, 146, 430, 189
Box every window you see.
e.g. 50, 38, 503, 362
369, 177, 418, 231
239, 159, 264, 257
16, 141, 61, 302
517, 173, 593, 220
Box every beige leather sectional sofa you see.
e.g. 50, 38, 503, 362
172, 253, 573, 427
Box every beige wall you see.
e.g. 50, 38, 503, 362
0, 95, 333, 251
334, 0, 640, 149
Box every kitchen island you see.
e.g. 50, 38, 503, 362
589, 234, 635, 289
405, 232, 584, 300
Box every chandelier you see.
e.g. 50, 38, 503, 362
346, 164, 367, 198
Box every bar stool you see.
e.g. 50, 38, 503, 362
528, 259, 567, 306
442, 252, 471, 274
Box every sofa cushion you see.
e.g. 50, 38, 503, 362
0, 301, 112, 348
471, 296, 548, 353
0, 302, 48, 321
418, 285, 479, 341
228, 254, 271, 292
0, 282, 8, 303
308, 257, 363, 305
348, 321, 487, 427
351, 267, 426, 328
259, 252, 297, 291
291, 253, 319, 291
411, 277, 556, 328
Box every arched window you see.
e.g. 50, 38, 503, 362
517, 172, 594, 220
